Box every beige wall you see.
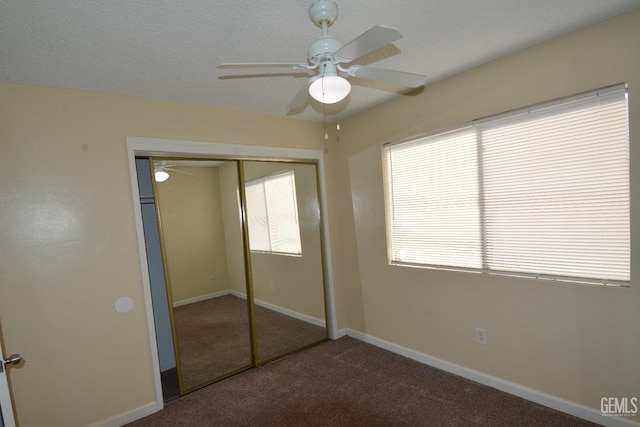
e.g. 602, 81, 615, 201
330, 10, 640, 414
0, 8, 639, 426
244, 162, 326, 320
218, 162, 247, 294
0, 85, 324, 426
155, 166, 229, 303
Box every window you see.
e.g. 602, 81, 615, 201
383, 84, 630, 286
245, 170, 302, 255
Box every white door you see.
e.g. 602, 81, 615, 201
0, 339, 19, 427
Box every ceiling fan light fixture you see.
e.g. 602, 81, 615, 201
154, 170, 169, 182
308, 75, 351, 104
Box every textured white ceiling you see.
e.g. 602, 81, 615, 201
2, 0, 639, 122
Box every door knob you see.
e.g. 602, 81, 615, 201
0, 354, 22, 373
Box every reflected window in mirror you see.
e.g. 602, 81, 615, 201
246, 170, 302, 256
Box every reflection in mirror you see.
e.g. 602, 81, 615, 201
243, 161, 328, 363
153, 159, 253, 393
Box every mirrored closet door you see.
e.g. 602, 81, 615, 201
153, 159, 253, 393
141, 157, 328, 397
242, 161, 327, 363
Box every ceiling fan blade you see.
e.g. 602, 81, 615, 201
164, 167, 194, 176
334, 25, 402, 63
348, 65, 426, 88
287, 82, 310, 111
218, 63, 311, 71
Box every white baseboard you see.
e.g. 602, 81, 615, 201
229, 290, 326, 328
93, 401, 162, 427
172, 290, 229, 307
173, 291, 326, 330
339, 329, 639, 427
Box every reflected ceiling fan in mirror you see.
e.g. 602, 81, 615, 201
217, 0, 427, 111
154, 161, 194, 182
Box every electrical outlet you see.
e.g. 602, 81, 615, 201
475, 328, 487, 345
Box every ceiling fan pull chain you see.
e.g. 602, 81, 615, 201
322, 63, 329, 140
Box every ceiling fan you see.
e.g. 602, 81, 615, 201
217, 0, 427, 110
154, 161, 194, 182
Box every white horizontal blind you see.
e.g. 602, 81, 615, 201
384, 128, 482, 269
383, 84, 629, 285
245, 181, 271, 251
479, 87, 629, 284
246, 171, 302, 255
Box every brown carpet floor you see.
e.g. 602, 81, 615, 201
173, 295, 253, 391
173, 294, 327, 391
129, 336, 599, 427
254, 298, 327, 363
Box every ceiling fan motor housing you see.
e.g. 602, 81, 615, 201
308, 36, 343, 64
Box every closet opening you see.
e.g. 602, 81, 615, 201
127, 138, 334, 405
